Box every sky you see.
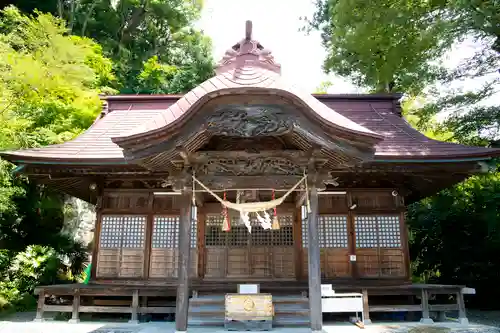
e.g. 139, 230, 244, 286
197, 0, 499, 106
196, 0, 360, 94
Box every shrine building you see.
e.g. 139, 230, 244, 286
1, 21, 498, 331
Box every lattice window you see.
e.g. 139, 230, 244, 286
205, 214, 227, 247
377, 216, 401, 248
122, 216, 146, 248
272, 215, 294, 246
229, 225, 249, 246
205, 214, 294, 247
355, 215, 401, 248
319, 215, 348, 248
355, 216, 378, 248
100, 216, 123, 248
152, 216, 179, 248
99, 215, 146, 248
250, 216, 270, 246
301, 205, 308, 248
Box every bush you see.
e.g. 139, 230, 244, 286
55, 236, 88, 278
0, 240, 88, 314
0, 250, 13, 279
9, 245, 60, 295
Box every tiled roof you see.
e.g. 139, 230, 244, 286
323, 100, 499, 160
1, 95, 499, 163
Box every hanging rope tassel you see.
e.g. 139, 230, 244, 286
304, 171, 312, 214
222, 191, 231, 232
271, 189, 280, 230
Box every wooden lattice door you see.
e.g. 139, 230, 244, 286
204, 214, 296, 279
354, 215, 405, 277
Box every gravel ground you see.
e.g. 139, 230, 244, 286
467, 311, 500, 328
1, 311, 500, 333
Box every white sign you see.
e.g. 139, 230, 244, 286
321, 293, 363, 312
321, 284, 335, 297
238, 284, 259, 294
349, 255, 357, 262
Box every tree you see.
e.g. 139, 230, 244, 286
0, 6, 114, 252
308, 0, 454, 94
408, 171, 500, 308
309, 0, 499, 144
2, 1, 214, 94
314, 81, 333, 94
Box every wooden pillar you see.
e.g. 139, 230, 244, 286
90, 193, 103, 281
69, 289, 80, 324
175, 192, 192, 332
420, 289, 433, 324
69, 290, 80, 323
34, 290, 45, 322
129, 289, 139, 324
456, 290, 469, 325
307, 185, 322, 332
362, 289, 371, 324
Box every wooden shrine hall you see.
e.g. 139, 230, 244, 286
1, 21, 500, 331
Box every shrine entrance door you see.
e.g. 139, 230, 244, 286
203, 213, 296, 280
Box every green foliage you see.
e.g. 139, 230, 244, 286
308, 0, 453, 94
0, 6, 113, 215
408, 171, 500, 308
1, 1, 215, 94
309, 0, 499, 144
9, 245, 60, 294
0, 7, 109, 314
55, 0, 214, 94
0, 245, 71, 312
0, 6, 115, 149
314, 81, 333, 94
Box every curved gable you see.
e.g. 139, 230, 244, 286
111, 22, 383, 156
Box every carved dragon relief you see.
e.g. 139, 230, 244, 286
205, 105, 294, 137
194, 156, 304, 176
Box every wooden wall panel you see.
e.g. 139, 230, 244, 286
205, 248, 226, 278
96, 249, 120, 277
148, 215, 198, 279
319, 195, 348, 213
350, 191, 400, 211
203, 214, 295, 279
120, 249, 144, 278
321, 249, 350, 278
102, 193, 149, 211
302, 249, 350, 278
380, 249, 405, 277
302, 190, 409, 280
229, 248, 250, 277
273, 247, 295, 278
355, 249, 380, 277
149, 248, 178, 278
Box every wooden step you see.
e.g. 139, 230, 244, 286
188, 294, 310, 327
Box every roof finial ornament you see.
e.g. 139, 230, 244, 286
245, 20, 252, 41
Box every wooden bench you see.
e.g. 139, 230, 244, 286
361, 286, 473, 325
